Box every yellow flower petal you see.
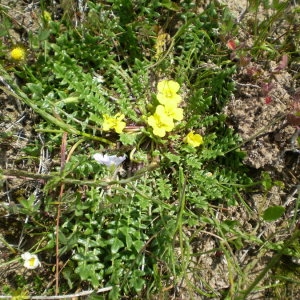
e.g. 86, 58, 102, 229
153, 126, 167, 137
114, 120, 126, 133
147, 115, 157, 128
157, 80, 180, 94
102, 114, 114, 131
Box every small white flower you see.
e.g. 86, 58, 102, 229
21, 252, 41, 269
93, 153, 126, 167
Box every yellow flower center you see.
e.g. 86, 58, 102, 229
165, 89, 173, 98
28, 257, 36, 267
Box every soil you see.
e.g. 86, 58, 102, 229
0, 0, 299, 299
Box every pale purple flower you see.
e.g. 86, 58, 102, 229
93, 153, 126, 167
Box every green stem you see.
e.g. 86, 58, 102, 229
0, 236, 17, 254
1, 162, 159, 187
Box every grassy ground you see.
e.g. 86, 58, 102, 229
0, 0, 299, 299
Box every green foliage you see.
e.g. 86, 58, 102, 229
235, 0, 298, 60
1, 0, 298, 299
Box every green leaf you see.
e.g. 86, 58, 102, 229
129, 270, 145, 292
119, 132, 139, 145
38, 29, 50, 41
164, 152, 180, 164
110, 238, 124, 254
261, 171, 273, 191
26, 83, 44, 99
19, 194, 36, 212
263, 206, 285, 221
75, 263, 103, 288
62, 266, 75, 289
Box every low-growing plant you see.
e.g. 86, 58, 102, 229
0, 0, 299, 299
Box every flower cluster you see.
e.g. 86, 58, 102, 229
147, 80, 183, 137
102, 113, 126, 134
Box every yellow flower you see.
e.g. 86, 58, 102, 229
156, 104, 183, 121
184, 131, 203, 147
157, 80, 182, 105
9, 46, 26, 61
102, 113, 126, 134
147, 111, 174, 137
43, 10, 52, 22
